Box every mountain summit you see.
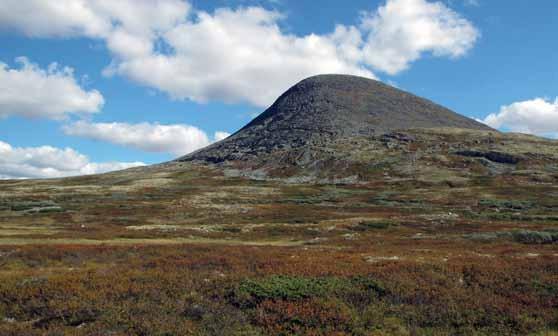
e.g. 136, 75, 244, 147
241, 74, 490, 135
180, 74, 492, 167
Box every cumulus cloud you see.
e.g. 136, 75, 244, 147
0, 0, 189, 38
360, 0, 479, 74
0, 140, 144, 179
481, 98, 558, 137
108, 7, 373, 107
0, 57, 104, 119
0, 0, 479, 107
63, 121, 229, 156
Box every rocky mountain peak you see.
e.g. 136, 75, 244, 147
180, 74, 492, 165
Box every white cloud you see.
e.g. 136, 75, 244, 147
0, 0, 479, 107
0, 57, 104, 119
214, 131, 231, 141
481, 98, 558, 137
360, 0, 479, 75
109, 7, 374, 107
63, 121, 228, 156
0, 140, 144, 179
0, 0, 189, 38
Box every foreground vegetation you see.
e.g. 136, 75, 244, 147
0, 243, 556, 335
0, 128, 557, 335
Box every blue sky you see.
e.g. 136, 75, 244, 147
0, 0, 556, 178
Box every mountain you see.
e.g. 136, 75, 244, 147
181, 75, 491, 165
178, 74, 504, 181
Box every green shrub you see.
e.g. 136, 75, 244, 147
464, 230, 558, 245
220, 226, 242, 234
511, 230, 558, 244
7, 201, 64, 213
478, 199, 534, 210
232, 275, 385, 307
353, 221, 395, 231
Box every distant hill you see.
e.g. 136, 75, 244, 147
180, 74, 492, 166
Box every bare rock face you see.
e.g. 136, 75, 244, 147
178, 74, 493, 166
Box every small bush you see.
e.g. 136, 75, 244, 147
6, 200, 64, 213
220, 226, 242, 234
464, 230, 558, 245
232, 275, 385, 307
479, 199, 534, 210
511, 230, 558, 244
353, 221, 394, 231
9, 201, 58, 212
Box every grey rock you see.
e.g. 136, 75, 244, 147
455, 150, 522, 164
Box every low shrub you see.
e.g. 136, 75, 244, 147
511, 230, 558, 244
232, 275, 385, 307
478, 199, 534, 210
9, 201, 59, 212
352, 221, 394, 231
465, 230, 558, 245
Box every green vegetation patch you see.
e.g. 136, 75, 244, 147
478, 199, 534, 210
465, 230, 558, 245
282, 186, 363, 205
352, 220, 396, 231
232, 275, 385, 306
511, 230, 558, 244
371, 191, 424, 207
2, 200, 65, 213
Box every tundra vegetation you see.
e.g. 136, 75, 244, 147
0, 128, 557, 335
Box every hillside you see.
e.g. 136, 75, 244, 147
175, 75, 556, 184
181, 75, 491, 166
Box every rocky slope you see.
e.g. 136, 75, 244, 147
180, 74, 491, 166
176, 74, 554, 182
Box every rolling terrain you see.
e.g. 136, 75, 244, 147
0, 75, 557, 335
